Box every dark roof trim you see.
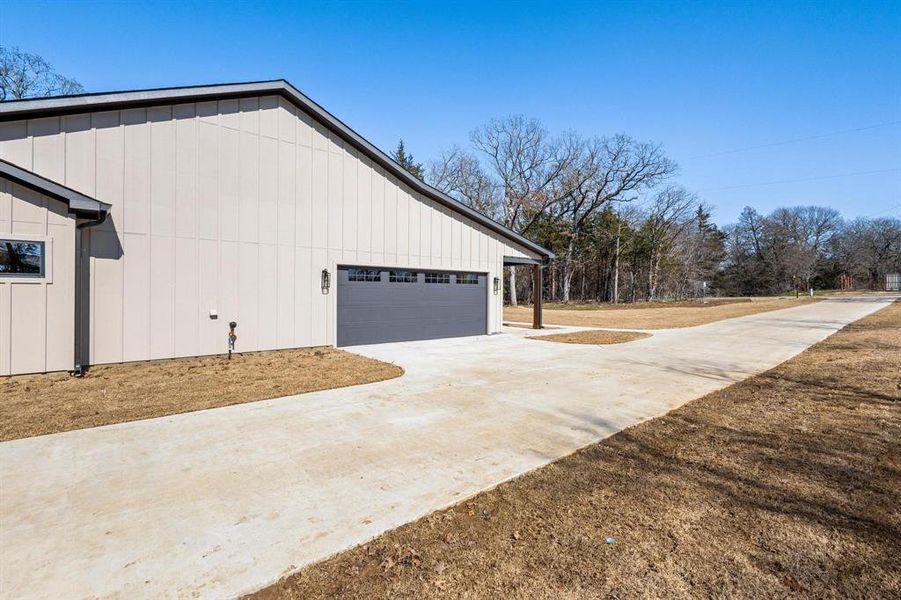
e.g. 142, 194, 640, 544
503, 255, 543, 266
0, 158, 111, 218
0, 80, 554, 259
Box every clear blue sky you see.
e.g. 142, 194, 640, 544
1, 0, 899, 224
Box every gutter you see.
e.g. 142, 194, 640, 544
76, 209, 109, 230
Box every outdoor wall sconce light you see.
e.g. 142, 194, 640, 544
493, 276, 500, 295
321, 268, 331, 294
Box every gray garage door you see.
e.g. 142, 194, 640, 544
337, 266, 488, 346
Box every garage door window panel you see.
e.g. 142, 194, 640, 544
348, 268, 381, 282
455, 273, 479, 285
389, 270, 419, 283
425, 272, 450, 284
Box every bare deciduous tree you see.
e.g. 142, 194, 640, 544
641, 186, 700, 300
428, 146, 499, 218
836, 217, 901, 288
470, 116, 570, 235
428, 118, 679, 305
795, 206, 842, 255
450, 116, 581, 305
554, 134, 677, 301
715, 205, 897, 295
0, 46, 84, 101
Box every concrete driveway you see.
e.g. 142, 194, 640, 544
0, 297, 891, 599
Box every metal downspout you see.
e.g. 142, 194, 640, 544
73, 209, 109, 376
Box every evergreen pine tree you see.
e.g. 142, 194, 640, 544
391, 139, 425, 180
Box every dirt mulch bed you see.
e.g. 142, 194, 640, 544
0, 348, 403, 442
529, 330, 651, 345
249, 301, 900, 599
505, 297, 818, 329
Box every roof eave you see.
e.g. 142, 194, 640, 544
0, 158, 111, 218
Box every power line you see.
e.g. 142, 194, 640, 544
864, 201, 901, 217
699, 167, 901, 192
688, 120, 901, 160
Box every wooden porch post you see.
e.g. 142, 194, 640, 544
532, 264, 543, 329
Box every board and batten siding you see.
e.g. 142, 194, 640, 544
0, 95, 536, 366
0, 179, 75, 375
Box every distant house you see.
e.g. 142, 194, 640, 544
0, 81, 552, 375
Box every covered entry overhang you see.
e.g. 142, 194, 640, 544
504, 255, 545, 330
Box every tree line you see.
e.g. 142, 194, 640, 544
389, 117, 900, 304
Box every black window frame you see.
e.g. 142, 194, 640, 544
0, 239, 46, 277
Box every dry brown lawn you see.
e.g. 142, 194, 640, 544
529, 329, 651, 345
0, 348, 403, 441
249, 300, 900, 600
547, 298, 753, 311
505, 297, 818, 329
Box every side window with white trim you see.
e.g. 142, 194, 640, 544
0, 239, 45, 277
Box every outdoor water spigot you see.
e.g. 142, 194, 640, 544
228, 321, 238, 359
